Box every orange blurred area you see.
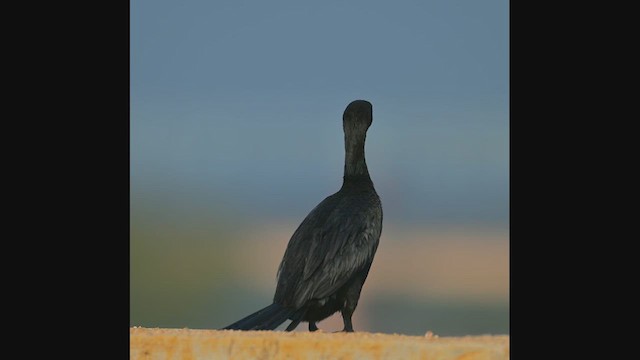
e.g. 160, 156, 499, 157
232, 222, 508, 301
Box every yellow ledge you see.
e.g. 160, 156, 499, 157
130, 327, 509, 360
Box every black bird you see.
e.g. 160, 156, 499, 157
223, 100, 382, 332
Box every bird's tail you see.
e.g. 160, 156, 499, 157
222, 303, 295, 331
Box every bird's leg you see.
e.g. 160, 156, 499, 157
339, 274, 367, 333
341, 308, 355, 332
309, 322, 319, 332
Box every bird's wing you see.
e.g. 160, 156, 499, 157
300, 213, 381, 302
275, 194, 381, 309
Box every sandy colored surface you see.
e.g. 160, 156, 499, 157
130, 327, 509, 360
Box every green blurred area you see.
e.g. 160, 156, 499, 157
130, 204, 238, 327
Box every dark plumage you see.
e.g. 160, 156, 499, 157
223, 100, 382, 332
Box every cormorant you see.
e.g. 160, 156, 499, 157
223, 100, 382, 332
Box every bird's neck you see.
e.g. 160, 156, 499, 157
343, 133, 371, 183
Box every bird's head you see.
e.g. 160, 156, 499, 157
343, 100, 373, 133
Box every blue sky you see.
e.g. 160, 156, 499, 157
131, 0, 509, 226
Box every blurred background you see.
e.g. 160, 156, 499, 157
131, 0, 508, 336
